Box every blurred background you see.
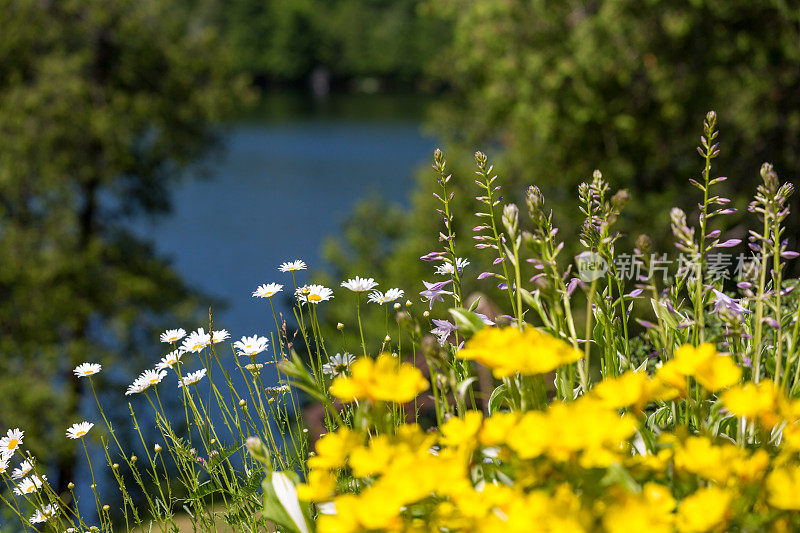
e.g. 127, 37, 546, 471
1, 0, 799, 527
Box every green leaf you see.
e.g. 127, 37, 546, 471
449, 307, 485, 334
488, 383, 510, 415
468, 296, 482, 312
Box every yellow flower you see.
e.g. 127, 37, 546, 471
590, 371, 652, 411
317, 494, 360, 533
657, 344, 740, 393
349, 435, 395, 477
693, 355, 741, 392
458, 327, 581, 378
677, 486, 733, 532
672, 436, 746, 484
296, 469, 336, 502
329, 353, 428, 403
307, 428, 361, 470
766, 464, 800, 510
441, 411, 483, 449
721, 381, 782, 427
479, 411, 518, 446
603, 483, 675, 533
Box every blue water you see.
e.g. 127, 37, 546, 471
140, 116, 434, 336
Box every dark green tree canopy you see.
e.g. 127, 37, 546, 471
0, 0, 245, 487
429, 1, 800, 225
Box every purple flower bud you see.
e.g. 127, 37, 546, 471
567, 277, 581, 296
748, 243, 761, 252
420, 252, 446, 261
737, 282, 752, 289
498, 283, 508, 290
781, 251, 799, 259
707, 230, 721, 239
625, 288, 643, 298
717, 209, 737, 215
638, 320, 655, 329
478, 271, 493, 280
493, 257, 504, 265
715, 239, 741, 248
763, 317, 780, 328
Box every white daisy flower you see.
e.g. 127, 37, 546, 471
66, 422, 94, 440
367, 288, 405, 305
296, 284, 334, 305
155, 349, 185, 371
253, 283, 284, 298
30, 503, 58, 524
125, 378, 149, 396
279, 260, 307, 273
435, 257, 470, 275
73, 362, 102, 378
179, 369, 207, 388
11, 459, 33, 479
233, 335, 270, 357
160, 328, 187, 343
212, 329, 230, 344
181, 328, 211, 353
137, 369, 167, 387
322, 353, 355, 377
0, 428, 23, 456
14, 474, 46, 496
340, 276, 378, 292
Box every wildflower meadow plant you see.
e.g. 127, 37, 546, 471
4, 112, 800, 532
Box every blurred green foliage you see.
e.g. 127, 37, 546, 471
0, 0, 246, 490
321, 0, 800, 344
426, 0, 800, 242
215, 0, 447, 87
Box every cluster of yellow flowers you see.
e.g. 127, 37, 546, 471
457, 327, 582, 377
292, 330, 800, 532
328, 353, 429, 403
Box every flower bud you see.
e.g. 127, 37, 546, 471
384, 335, 391, 342
393, 302, 401, 310
154, 444, 162, 453
246, 436, 269, 465
131, 455, 137, 463
68, 482, 75, 490
239, 399, 246, 407
103, 505, 110, 512
336, 322, 344, 330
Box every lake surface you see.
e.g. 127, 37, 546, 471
139, 93, 435, 336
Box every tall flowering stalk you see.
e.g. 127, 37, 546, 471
749, 164, 796, 385
473, 151, 518, 319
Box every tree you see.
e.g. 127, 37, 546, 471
0, 0, 246, 492
428, 0, 800, 244
219, 0, 448, 88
